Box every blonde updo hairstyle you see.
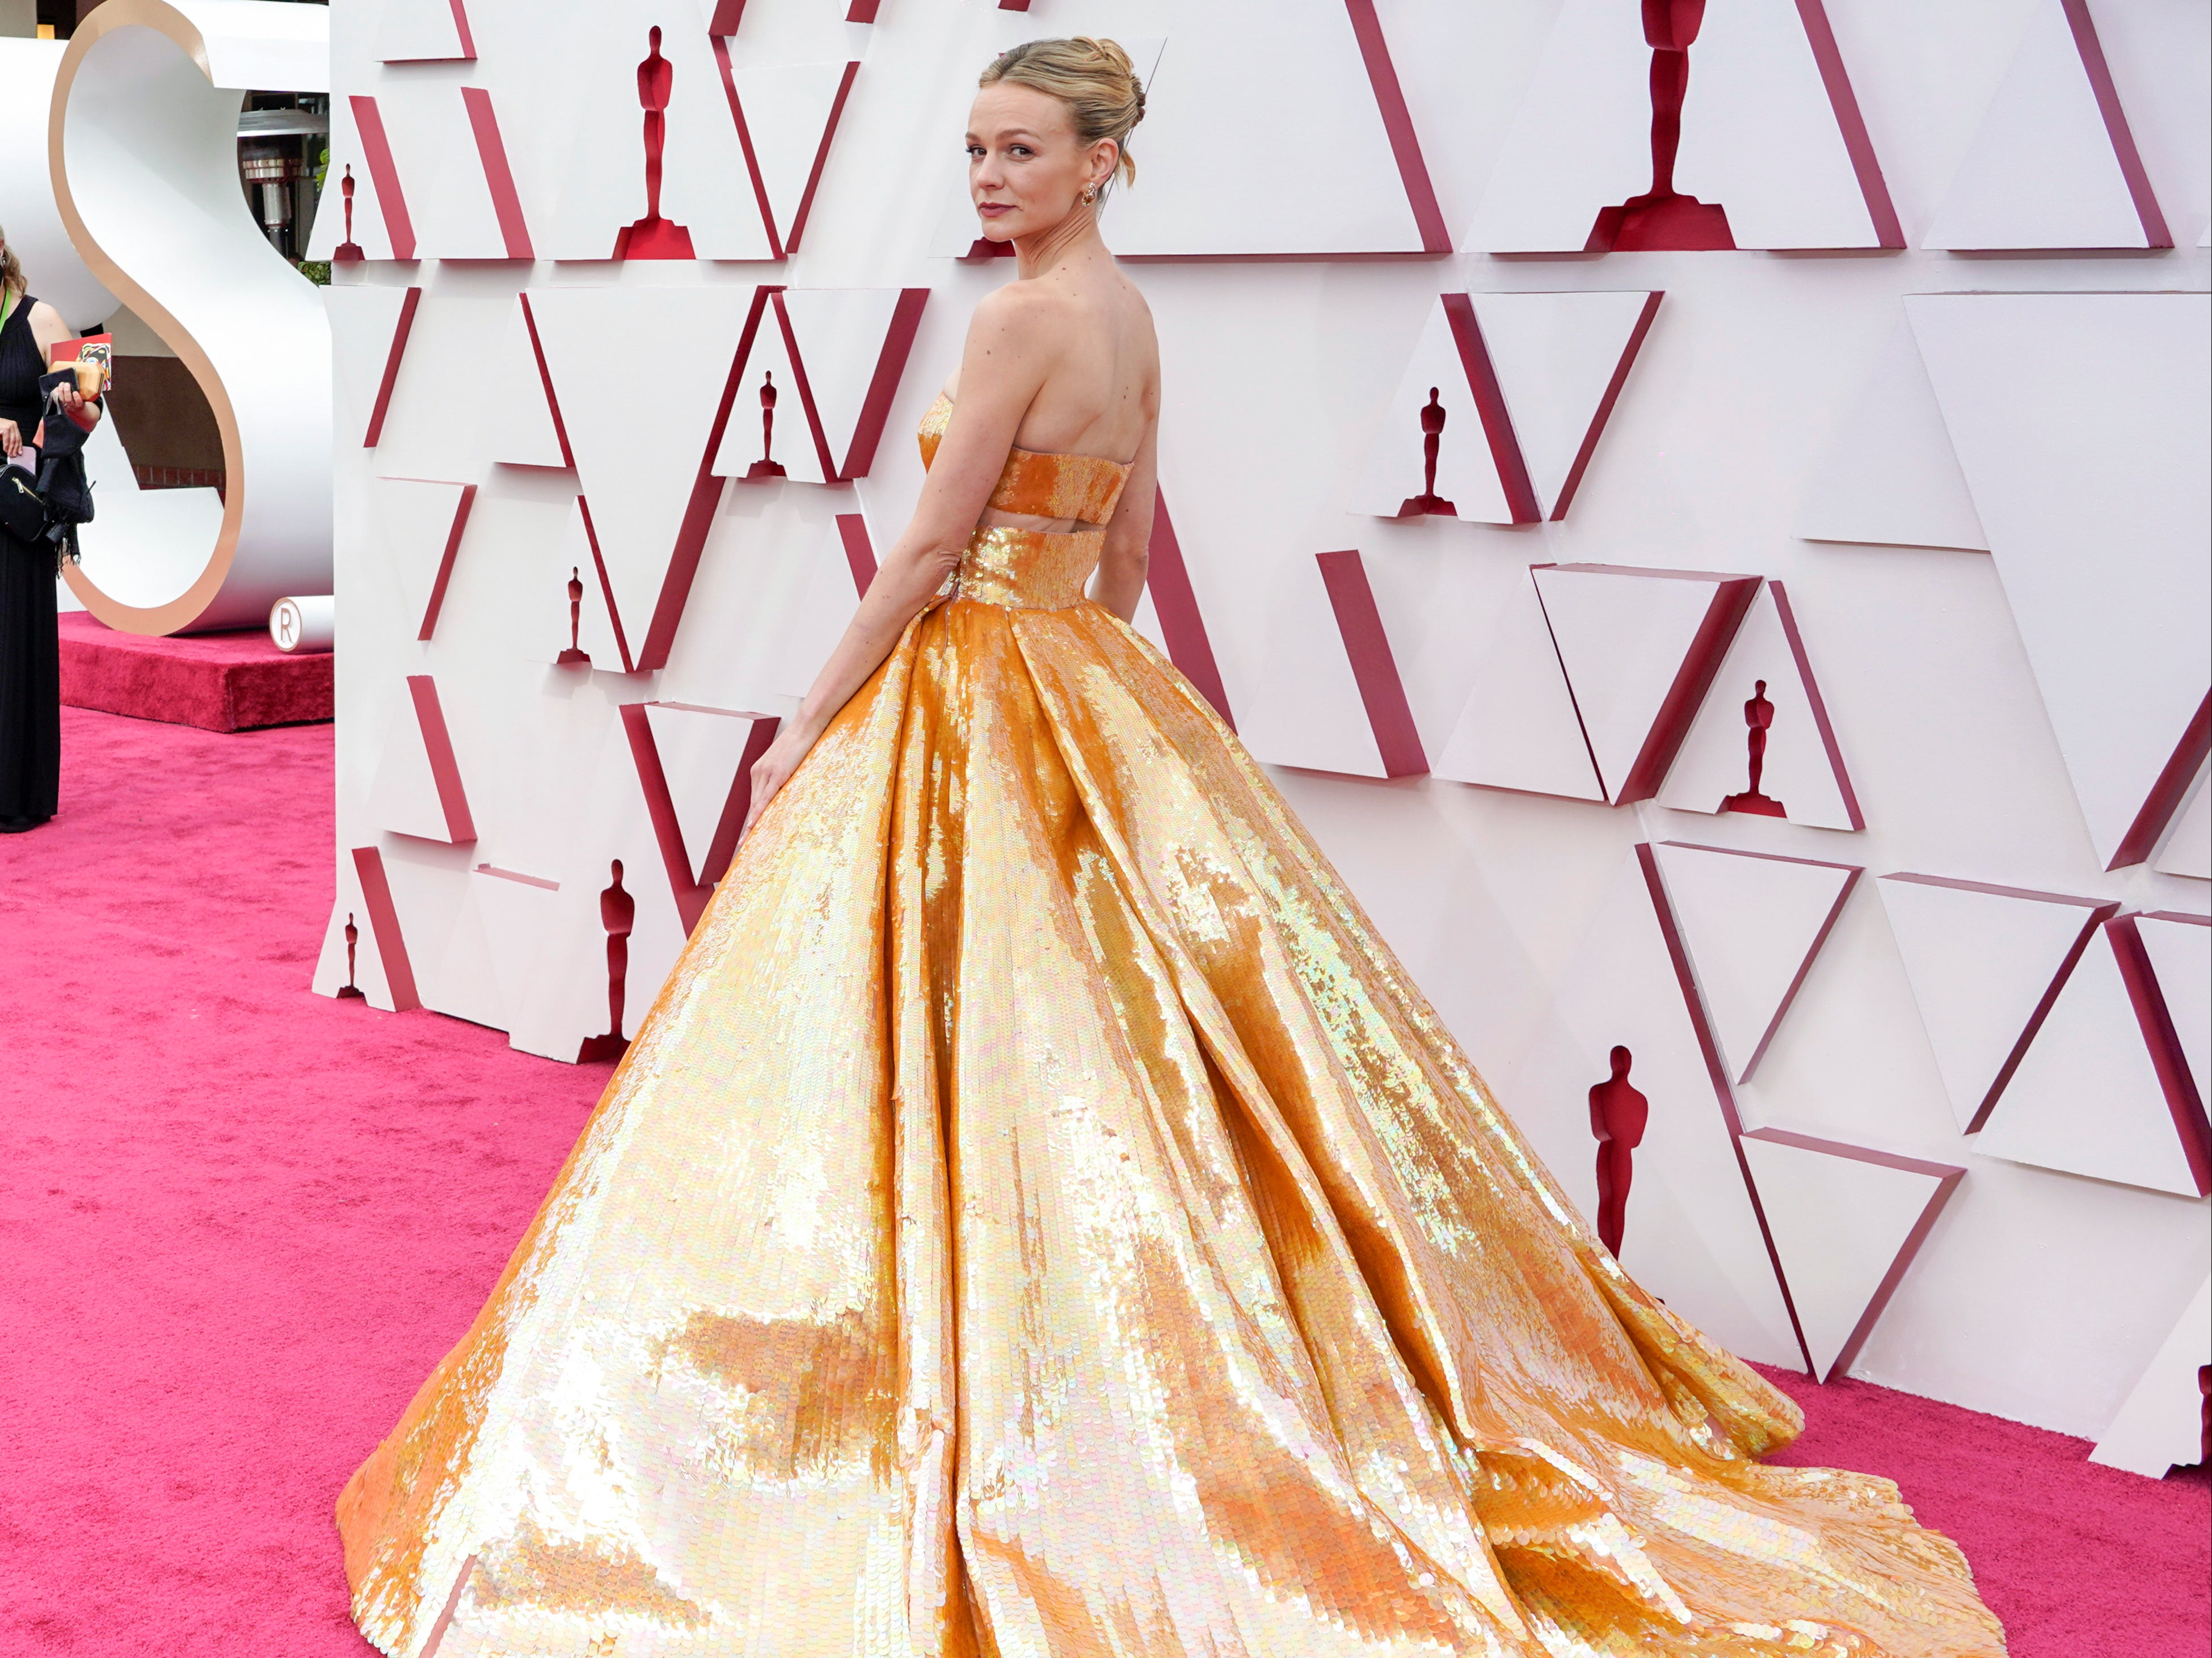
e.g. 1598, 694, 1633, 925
978, 37, 1146, 201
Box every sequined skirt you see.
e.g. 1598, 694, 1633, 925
337, 583, 2007, 1657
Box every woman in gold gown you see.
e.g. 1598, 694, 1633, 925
339, 37, 2007, 1658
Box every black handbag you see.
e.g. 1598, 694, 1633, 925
0, 462, 43, 544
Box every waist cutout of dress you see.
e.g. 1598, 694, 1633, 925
950, 525, 1103, 611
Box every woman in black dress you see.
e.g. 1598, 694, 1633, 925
0, 224, 104, 834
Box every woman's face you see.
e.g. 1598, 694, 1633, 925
966, 83, 1108, 242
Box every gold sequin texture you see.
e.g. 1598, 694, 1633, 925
336, 418, 2008, 1657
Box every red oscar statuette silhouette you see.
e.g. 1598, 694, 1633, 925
1397, 386, 1456, 519
1587, 0, 1734, 253
1589, 1045, 1648, 1257
337, 911, 366, 1000
1719, 677, 1786, 817
556, 566, 591, 666
334, 165, 364, 263
578, 860, 636, 1064
743, 370, 787, 480
613, 26, 697, 260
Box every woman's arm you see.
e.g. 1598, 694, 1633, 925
740, 287, 1059, 835
28, 303, 102, 433
1089, 414, 1156, 623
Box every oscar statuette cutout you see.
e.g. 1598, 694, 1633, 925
1397, 388, 1456, 519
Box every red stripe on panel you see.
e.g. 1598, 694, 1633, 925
1147, 495, 1234, 732
1617, 572, 1760, 803
574, 496, 633, 674
771, 290, 840, 486
1769, 580, 1864, 830
2061, 0, 2171, 247
348, 96, 416, 261
351, 846, 421, 1012
1442, 294, 1541, 526
1550, 291, 1661, 521
445, 0, 477, 58
1343, 0, 1451, 254
836, 514, 878, 596
1316, 550, 1426, 778
363, 287, 421, 448
518, 294, 575, 470
785, 62, 859, 255
460, 87, 533, 259
712, 36, 784, 260
1794, 0, 1903, 249
416, 483, 477, 641
2112, 692, 2210, 871
839, 288, 929, 481
406, 676, 475, 843
2106, 914, 2212, 1196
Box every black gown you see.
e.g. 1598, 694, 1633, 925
0, 291, 60, 830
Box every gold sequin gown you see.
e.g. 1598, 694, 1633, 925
338, 398, 2006, 1658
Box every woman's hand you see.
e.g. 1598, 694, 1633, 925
740, 717, 824, 841
0, 417, 19, 458
52, 385, 99, 432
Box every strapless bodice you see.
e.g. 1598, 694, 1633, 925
917, 393, 1132, 611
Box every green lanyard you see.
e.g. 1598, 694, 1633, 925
0, 290, 15, 334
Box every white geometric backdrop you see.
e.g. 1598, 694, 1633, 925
310, 0, 2210, 1465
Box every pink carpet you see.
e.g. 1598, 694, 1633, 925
57, 611, 333, 732
0, 706, 2203, 1656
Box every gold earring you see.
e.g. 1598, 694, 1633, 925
1081, 182, 1098, 205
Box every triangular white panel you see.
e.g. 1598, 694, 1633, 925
522, 499, 626, 672
471, 865, 563, 1053
367, 683, 461, 844
642, 702, 773, 886
324, 285, 414, 449
423, 871, 507, 1032
1478, 290, 1659, 518
372, 86, 507, 262
478, 297, 567, 470
1533, 565, 1756, 804
1909, 293, 2211, 869
776, 288, 918, 481
1432, 570, 1604, 802
1797, 318, 1990, 552
2156, 768, 2210, 881
1496, 851, 1804, 1370
1651, 842, 1860, 1084
532, 288, 754, 669
1977, 924, 2204, 1195
2137, 911, 2210, 1111
726, 58, 857, 251
370, 478, 470, 639
539, 14, 775, 260
711, 302, 802, 482
1738, 1131, 1960, 1381
1348, 297, 1518, 524
1659, 583, 1861, 831
1924, 0, 2167, 250
1465, 0, 1893, 251
376, 0, 471, 63
2092, 1277, 2211, 1476
1878, 874, 2111, 1134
